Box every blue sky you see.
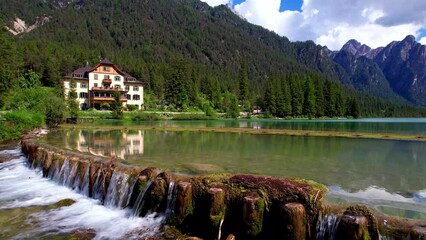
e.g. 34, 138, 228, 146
202, 0, 426, 50
232, 0, 303, 12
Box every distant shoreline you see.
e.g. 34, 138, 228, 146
60, 124, 426, 142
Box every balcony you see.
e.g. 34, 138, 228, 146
91, 96, 128, 102
102, 79, 112, 84
92, 87, 125, 92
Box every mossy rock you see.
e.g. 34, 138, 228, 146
53, 198, 77, 208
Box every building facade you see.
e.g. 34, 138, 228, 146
63, 59, 144, 110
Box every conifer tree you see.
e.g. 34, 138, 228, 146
67, 80, 79, 119
111, 91, 123, 119
282, 76, 292, 117
314, 78, 325, 117
263, 78, 276, 116
302, 76, 316, 118
238, 62, 249, 109
290, 75, 303, 116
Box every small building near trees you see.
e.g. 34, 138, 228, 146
63, 59, 143, 110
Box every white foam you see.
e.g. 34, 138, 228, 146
0, 149, 163, 239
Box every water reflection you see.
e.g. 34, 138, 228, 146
40, 128, 426, 219
44, 129, 426, 194
82, 118, 426, 134
63, 129, 144, 160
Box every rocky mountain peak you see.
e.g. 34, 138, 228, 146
341, 39, 371, 57
402, 35, 416, 45
334, 35, 426, 106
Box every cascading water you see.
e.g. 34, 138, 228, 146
92, 168, 104, 201
104, 170, 138, 208
47, 159, 57, 179
316, 213, 341, 240
0, 146, 164, 239
164, 181, 177, 223
133, 180, 153, 217
79, 166, 91, 196
54, 158, 70, 184
65, 161, 79, 187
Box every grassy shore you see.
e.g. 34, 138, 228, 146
60, 124, 426, 142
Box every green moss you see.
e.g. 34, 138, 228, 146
245, 197, 265, 238
363, 228, 371, 240
185, 200, 194, 216
344, 205, 378, 240
54, 198, 76, 208
209, 207, 225, 227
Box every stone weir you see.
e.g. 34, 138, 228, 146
20, 130, 426, 240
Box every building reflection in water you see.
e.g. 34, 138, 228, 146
67, 129, 144, 159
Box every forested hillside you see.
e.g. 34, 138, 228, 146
1, 0, 425, 117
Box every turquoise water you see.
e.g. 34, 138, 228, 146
83, 118, 426, 134
39, 121, 426, 219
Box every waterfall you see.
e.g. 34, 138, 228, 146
164, 181, 177, 223
53, 159, 70, 184
316, 214, 340, 240
65, 161, 79, 187
133, 180, 153, 217
92, 168, 104, 201
1, 147, 164, 239
104, 170, 138, 208
30, 155, 38, 169
79, 166, 90, 196
47, 160, 57, 179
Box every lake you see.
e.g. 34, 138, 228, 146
37, 118, 426, 220
82, 118, 426, 134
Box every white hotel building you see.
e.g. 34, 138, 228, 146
63, 59, 144, 110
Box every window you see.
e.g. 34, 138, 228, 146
80, 83, 87, 88
115, 76, 120, 81
125, 86, 129, 91
94, 74, 98, 80
70, 82, 76, 88
103, 66, 110, 72
104, 75, 110, 80
133, 94, 140, 100
79, 92, 88, 99
94, 83, 98, 87
114, 85, 120, 89
126, 94, 131, 100
133, 86, 139, 91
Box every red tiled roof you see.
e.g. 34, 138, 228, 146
65, 59, 142, 84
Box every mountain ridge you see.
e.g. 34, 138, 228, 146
333, 35, 426, 106
1, 0, 425, 116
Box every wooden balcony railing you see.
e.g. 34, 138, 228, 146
92, 87, 125, 92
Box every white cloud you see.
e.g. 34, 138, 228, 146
200, 0, 231, 7
227, 0, 426, 50
419, 37, 426, 46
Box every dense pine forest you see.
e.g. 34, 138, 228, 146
1, 0, 426, 119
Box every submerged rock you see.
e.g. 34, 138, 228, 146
53, 198, 77, 208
